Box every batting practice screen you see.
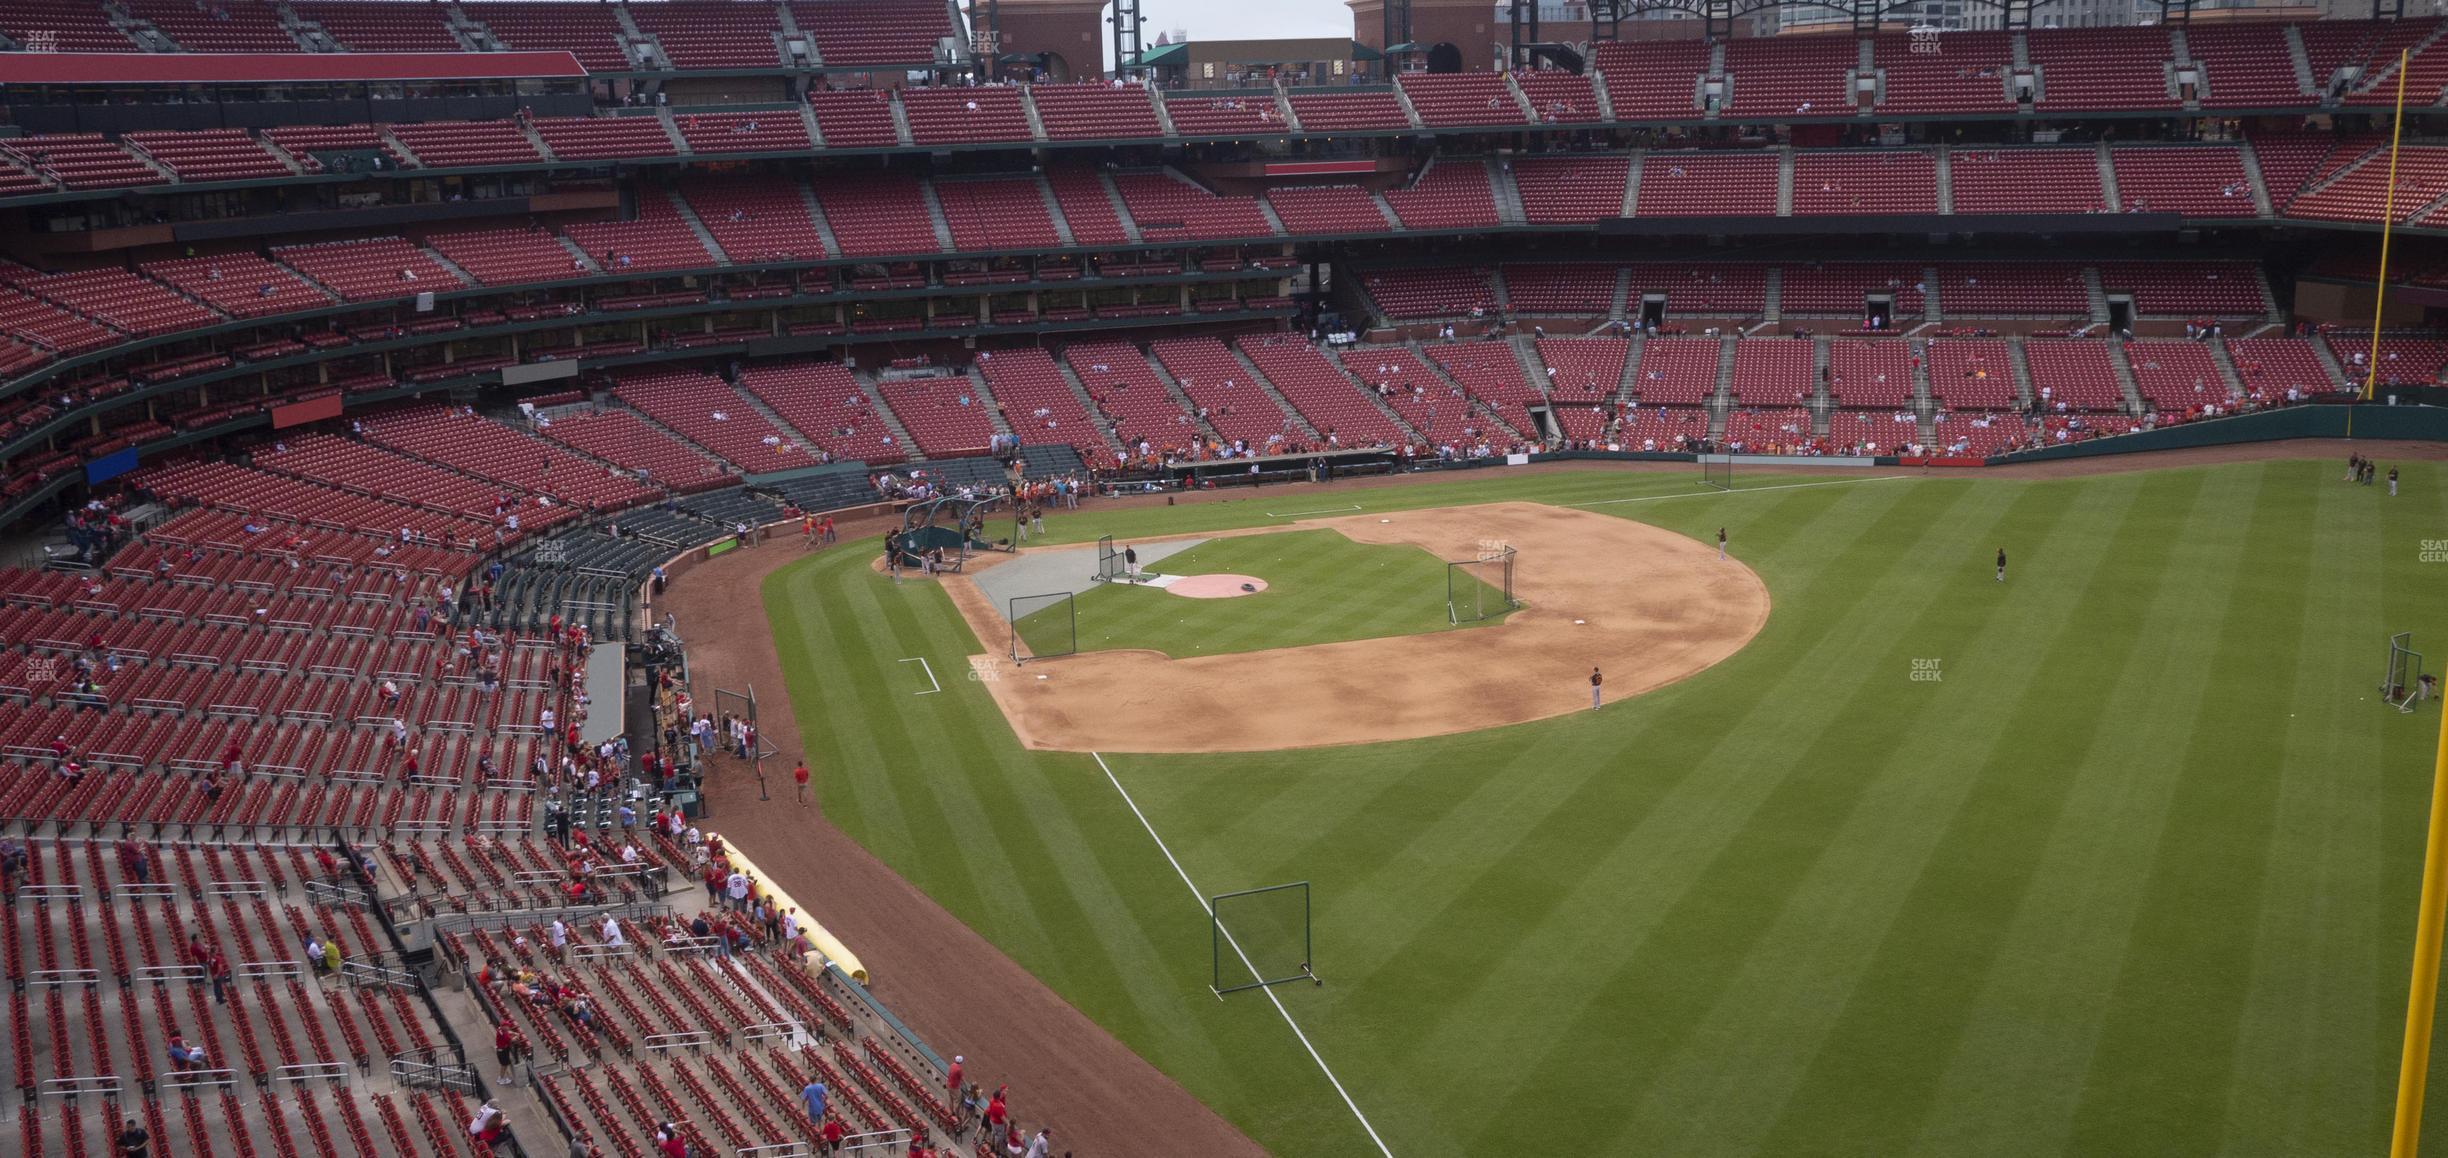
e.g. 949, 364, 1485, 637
1700, 454, 1734, 491
1009, 592, 1076, 664
2383, 631, 2424, 712
1094, 535, 1123, 582
1447, 545, 1519, 625
1212, 881, 1314, 996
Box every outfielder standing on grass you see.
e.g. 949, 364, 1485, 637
1590, 666, 1603, 710
1996, 546, 2007, 582
1718, 527, 1727, 560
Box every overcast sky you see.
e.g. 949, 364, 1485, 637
1146, 0, 1353, 45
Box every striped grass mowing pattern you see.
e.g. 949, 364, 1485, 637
1016, 529, 1512, 659
764, 461, 2448, 1157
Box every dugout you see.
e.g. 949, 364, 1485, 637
1164, 447, 1403, 489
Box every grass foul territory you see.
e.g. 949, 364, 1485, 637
762, 461, 2448, 1158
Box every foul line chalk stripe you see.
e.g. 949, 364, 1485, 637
1263, 504, 1364, 518
898, 657, 939, 695
1092, 751, 1395, 1158
1568, 474, 1915, 508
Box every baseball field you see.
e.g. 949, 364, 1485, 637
759, 457, 2448, 1156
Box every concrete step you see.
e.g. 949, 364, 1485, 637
1049, 357, 1129, 457
1036, 173, 1078, 246
853, 370, 924, 459
1097, 171, 1144, 243
663, 189, 733, 265
1227, 342, 1321, 441
1140, 350, 1222, 443
796, 179, 844, 257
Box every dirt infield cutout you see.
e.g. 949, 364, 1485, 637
942, 501, 1772, 753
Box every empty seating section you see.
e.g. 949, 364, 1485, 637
1336, 346, 1460, 444
383, 120, 540, 168
628, 1, 780, 69
676, 110, 810, 154
1383, 161, 1499, 230
1239, 336, 1406, 446
2225, 337, 2339, 400
1029, 84, 1163, 140
1948, 148, 2104, 213
1361, 267, 1494, 319
1825, 340, 1914, 408
2028, 28, 2175, 110
367, 403, 659, 511
1729, 340, 1812, 406
1263, 184, 1389, 234
789, 0, 949, 66
899, 86, 1033, 146
1503, 264, 1616, 315
736, 360, 904, 463
1629, 263, 1766, 317
813, 173, 940, 257
2346, 22, 2448, 105
294, 1, 460, 51
424, 226, 585, 285
1535, 337, 1628, 413
0, 154, 46, 196
681, 178, 828, 263
1397, 73, 1527, 127
2246, 131, 2343, 208
125, 0, 295, 51
1113, 172, 1274, 241
0, 287, 119, 361
1514, 155, 1629, 224
1779, 262, 1924, 317
2123, 340, 2229, 414
2293, 145, 2448, 223
1936, 262, 2086, 316
1629, 337, 1721, 405
0, 135, 163, 190
9, 268, 218, 337
1517, 71, 1601, 124
1046, 170, 1130, 245
1874, 31, 2015, 114
1932, 412, 2031, 456
933, 178, 1060, 250
1164, 93, 1287, 136
274, 237, 460, 301
1925, 339, 2017, 409
973, 348, 1107, 459
2094, 261, 2266, 317
0, 0, 135, 50
1792, 151, 1938, 215
1064, 342, 1198, 452
2109, 146, 2254, 215
255, 431, 527, 525
2298, 20, 2432, 93
1724, 36, 1857, 117
1722, 406, 1816, 450
536, 406, 734, 491
1424, 340, 1542, 434
874, 375, 996, 457
2185, 24, 2310, 107
1152, 337, 1300, 447
124, 129, 289, 182
1637, 152, 1777, 216
533, 116, 676, 161
2327, 332, 2448, 384
463, 1, 631, 70
1620, 404, 1711, 449
142, 254, 330, 319
1593, 41, 1706, 118
613, 368, 807, 473
2023, 340, 2130, 411
1287, 91, 1410, 132
806, 90, 902, 148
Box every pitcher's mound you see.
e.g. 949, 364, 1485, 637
1169, 574, 1268, 599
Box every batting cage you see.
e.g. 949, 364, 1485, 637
1212, 881, 1316, 996
1009, 591, 1077, 664
2384, 632, 2425, 712
1700, 454, 1734, 491
1094, 535, 1124, 583
1447, 544, 1519, 625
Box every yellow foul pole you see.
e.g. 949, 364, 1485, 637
2366, 49, 2411, 402
2391, 700, 2448, 1158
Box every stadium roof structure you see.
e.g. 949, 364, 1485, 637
0, 50, 588, 86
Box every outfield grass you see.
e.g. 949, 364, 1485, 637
1011, 529, 1512, 659
765, 462, 2448, 1157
